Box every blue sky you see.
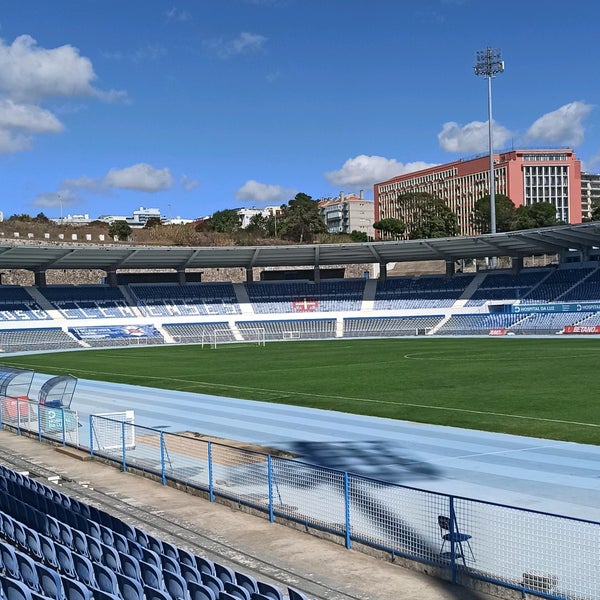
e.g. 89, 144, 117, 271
0, 0, 598, 221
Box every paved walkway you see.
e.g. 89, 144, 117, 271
0, 429, 496, 600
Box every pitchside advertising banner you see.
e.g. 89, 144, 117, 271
511, 302, 600, 314
70, 325, 161, 340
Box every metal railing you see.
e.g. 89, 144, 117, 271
83, 415, 599, 600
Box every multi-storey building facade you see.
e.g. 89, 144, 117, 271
581, 172, 600, 221
374, 149, 582, 237
319, 192, 374, 237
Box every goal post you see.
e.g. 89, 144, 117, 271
204, 327, 266, 348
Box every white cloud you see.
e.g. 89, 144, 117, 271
33, 164, 174, 208
181, 175, 200, 191
0, 35, 127, 154
526, 101, 592, 147
204, 32, 267, 59
438, 120, 512, 153
165, 7, 191, 22
0, 99, 63, 133
105, 164, 173, 192
236, 180, 295, 204
325, 155, 438, 188
581, 150, 600, 173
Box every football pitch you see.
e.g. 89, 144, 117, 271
4, 337, 599, 445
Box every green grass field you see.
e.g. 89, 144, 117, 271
4, 337, 599, 445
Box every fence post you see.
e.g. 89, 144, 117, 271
61, 407, 66, 446
344, 471, 352, 550
16, 397, 21, 436
207, 441, 214, 502
89, 415, 94, 456
267, 455, 274, 523
37, 404, 42, 443
449, 496, 458, 584
160, 432, 166, 486
121, 420, 126, 472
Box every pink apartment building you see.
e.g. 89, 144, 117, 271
374, 149, 582, 237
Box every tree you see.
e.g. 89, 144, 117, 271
513, 202, 561, 230
245, 213, 271, 238
349, 230, 369, 242
108, 220, 132, 241
591, 199, 600, 221
33, 212, 51, 224
470, 194, 516, 234
391, 192, 458, 239
143, 217, 162, 229
7, 213, 33, 222
279, 193, 327, 243
373, 218, 405, 239
209, 209, 241, 233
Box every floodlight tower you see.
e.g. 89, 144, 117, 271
474, 47, 504, 235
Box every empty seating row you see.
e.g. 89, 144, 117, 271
344, 316, 444, 337
0, 329, 80, 352
0, 464, 309, 600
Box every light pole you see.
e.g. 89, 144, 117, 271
474, 47, 504, 235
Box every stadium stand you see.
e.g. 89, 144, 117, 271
40, 285, 133, 319
373, 275, 475, 310
130, 283, 241, 316
235, 319, 337, 341
0, 328, 80, 352
0, 286, 49, 321
244, 280, 365, 313
0, 464, 308, 600
164, 322, 233, 344
344, 316, 444, 337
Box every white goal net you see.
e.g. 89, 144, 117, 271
203, 327, 266, 348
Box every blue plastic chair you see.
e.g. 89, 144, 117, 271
93, 562, 119, 595
146, 534, 163, 556
12, 520, 28, 551
58, 522, 74, 549
35, 562, 64, 600
161, 540, 179, 561
45, 515, 61, 543
72, 553, 97, 588
24, 526, 43, 561
112, 530, 129, 554
55, 542, 77, 578
224, 582, 250, 600
250, 594, 274, 600
143, 585, 171, 600
99, 525, 114, 547
179, 562, 202, 586
200, 573, 224, 596
287, 588, 308, 600
119, 552, 141, 582
219, 592, 241, 600
188, 581, 217, 600
196, 556, 216, 576
161, 552, 181, 575
100, 542, 121, 573
139, 560, 164, 591
256, 582, 283, 600
71, 529, 89, 558
141, 547, 162, 570
214, 563, 235, 585
116, 572, 145, 600
15, 550, 41, 593
61, 575, 94, 600
38, 534, 59, 569
0, 540, 21, 580
163, 569, 190, 600
235, 572, 257, 595
1, 574, 35, 600
177, 547, 197, 569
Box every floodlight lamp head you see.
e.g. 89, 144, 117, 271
474, 47, 504, 77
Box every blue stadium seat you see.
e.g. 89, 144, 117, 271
61, 576, 93, 600
24, 527, 43, 562
92, 562, 119, 595
213, 562, 235, 585
54, 543, 77, 578
196, 556, 216, 576
162, 569, 190, 600
139, 560, 164, 591
250, 594, 275, 600
127, 539, 144, 561
200, 573, 224, 596
0, 574, 34, 600
98, 524, 114, 547
287, 588, 308, 600
256, 581, 283, 600
70, 528, 89, 558
161, 540, 179, 561
234, 572, 257, 595
146, 534, 163, 556
100, 542, 121, 573
72, 553, 97, 588
161, 552, 180, 575
187, 581, 217, 600
0, 540, 21, 579
15, 550, 41, 593
116, 572, 145, 600
177, 548, 197, 569
143, 585, 171, 600
119, 552, 141, 582
223, 581, 250, 600
38, 534, 59, 569
141, 547, 162, 570
34, 562, 64, 600
219, 592, 242, 600
179, 562, 202, 586
85, 535, 102, 564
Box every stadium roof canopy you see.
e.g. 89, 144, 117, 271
0, 222, 598, 272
